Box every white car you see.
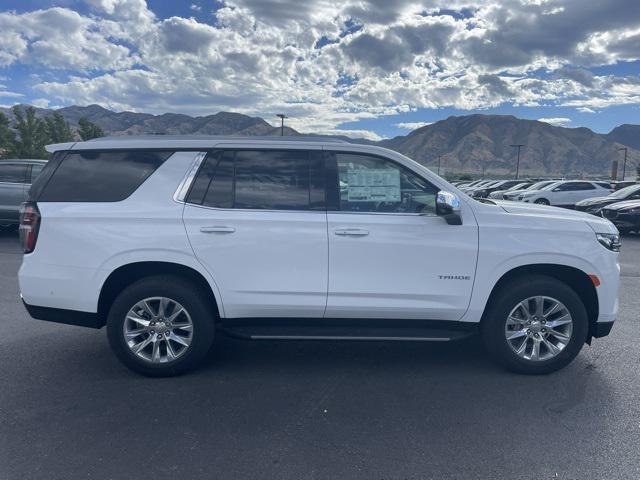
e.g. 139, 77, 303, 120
18, 136, 620, 376
518, 180, 612, 207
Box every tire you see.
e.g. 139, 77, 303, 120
107, 275, 215, 377
534, 198, 550, 205
481, 275, 588, 374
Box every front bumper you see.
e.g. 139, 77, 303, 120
593, 321, 614, 338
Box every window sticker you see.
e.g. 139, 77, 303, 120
346, 169, 401, 202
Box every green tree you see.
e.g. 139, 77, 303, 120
44, 112, 74, 143
78, 117, 104, 140
12, 106, 49, 159
0, 112, 15, 158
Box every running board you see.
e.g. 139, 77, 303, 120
220, 324, 476, 342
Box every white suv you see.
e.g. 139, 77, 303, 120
18, 137, 620, 376
518, 180, 611, 207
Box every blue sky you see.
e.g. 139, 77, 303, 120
1, 0, 639, 140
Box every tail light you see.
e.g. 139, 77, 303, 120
19, 202, 41, 254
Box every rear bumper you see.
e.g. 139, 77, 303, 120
22, 299, 103, 329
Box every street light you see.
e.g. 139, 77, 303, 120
437, 154, 445, 175
276, 114, 287, 136
617, 147, 628, 180
510, 144, 525, 179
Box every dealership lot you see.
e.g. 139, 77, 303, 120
1, 230, 639, 480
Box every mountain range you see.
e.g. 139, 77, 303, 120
1, 104, 637, 177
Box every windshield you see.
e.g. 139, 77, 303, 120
610, 184, 640, 198
506, 182, 529, 191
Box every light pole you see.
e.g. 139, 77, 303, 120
617, 147, 628, 180
437, 155, 444, 175
276, 114, 287, 136
510, 144, 525, 179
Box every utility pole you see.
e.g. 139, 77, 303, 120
437, 155, 442, 175
276, 114, 287, 136
617, 147, 628, 180
510, 144, 525, 179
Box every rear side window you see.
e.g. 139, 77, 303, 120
187, 149, 325, 211
0, 163, 28, 183
29, 163, 45, 183
38, 151, 172, 202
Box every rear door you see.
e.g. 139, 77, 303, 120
182, 147, 329, 318
0, 163, 29, 223
324, 151, 478, 320
570, 182, 597, 204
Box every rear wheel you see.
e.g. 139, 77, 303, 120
481, 275, 588, 374
534, 198, 550, 205
107, 276, 215, 376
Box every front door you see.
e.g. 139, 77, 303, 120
325, 151, 478, 320
183, 147, 328, 318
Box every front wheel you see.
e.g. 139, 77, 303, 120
534, 198, 550, 205
481, 275, 588, 374
107, 276, 215, 377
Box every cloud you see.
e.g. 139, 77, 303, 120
395, 122, 434, 130
577, 106, 596, 113
189, 4, 202, 12
0, 0, 637, 133
538, 117, 572, 127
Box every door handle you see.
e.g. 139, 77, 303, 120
200, 226, 236, 234
334, 228, 369, 237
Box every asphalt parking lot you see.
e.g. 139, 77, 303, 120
1, 229, 639, 480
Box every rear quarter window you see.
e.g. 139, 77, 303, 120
37, 150, 173, 202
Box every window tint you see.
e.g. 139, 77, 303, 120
334, 153, 438, 214
30, 163, 45, 183
39, 151, 172, 202
0, 163, 28, 183
572, 182, 595, 191
188, 149, 325, 211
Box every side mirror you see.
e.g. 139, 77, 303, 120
436, 191, 462, 225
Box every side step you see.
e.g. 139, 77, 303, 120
220, 323, 476, 342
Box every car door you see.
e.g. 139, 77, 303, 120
324, 151, 479, 320
0, 163, 29, 223
182, 147, 329, 318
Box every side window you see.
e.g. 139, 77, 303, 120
574, 182, 595, 190
0, 164, 28, 183
38, 151, 172, 202
334, 153, 438, 214
30, 163, 45, 183
555, 183, 571, 191
188, 149, 325, 211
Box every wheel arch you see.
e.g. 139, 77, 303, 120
97, 261, 221, 327
481, 264, 599, 340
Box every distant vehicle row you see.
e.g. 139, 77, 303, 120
452, 178, 640, 233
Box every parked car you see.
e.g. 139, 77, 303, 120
600, 199, 640, 234
517, 180, 611, 207
575, 184, 640, 215
459, 179, 493, 193
0, 159, 47, 229
610, 180, 637, 191
502, 180, 557, 201
471, 179, 523, 198
463, 180, 500, 195
487, 182, 532, 199
19, 136, 620, 376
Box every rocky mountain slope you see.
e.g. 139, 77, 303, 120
1, 105, 637, 175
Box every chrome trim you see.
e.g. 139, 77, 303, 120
185, 202, 435, 217
173, 151, 207, 203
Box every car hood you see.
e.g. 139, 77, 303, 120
575, 196, 613, 207
494, 200, 618, 233
602, 199, 640, 211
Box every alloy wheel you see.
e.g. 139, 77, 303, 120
504, 296, 573, 361
123, 297, 194, 364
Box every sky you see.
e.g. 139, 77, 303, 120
0, 0, 639, 140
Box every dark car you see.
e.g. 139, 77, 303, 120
0, 159, 47, 228
601, 199, 640, 234
575, 183, 640, 215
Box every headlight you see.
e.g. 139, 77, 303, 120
596, 233, 621, 252
622, 207, 640, 214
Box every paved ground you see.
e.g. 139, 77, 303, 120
0, 229, 639, 480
